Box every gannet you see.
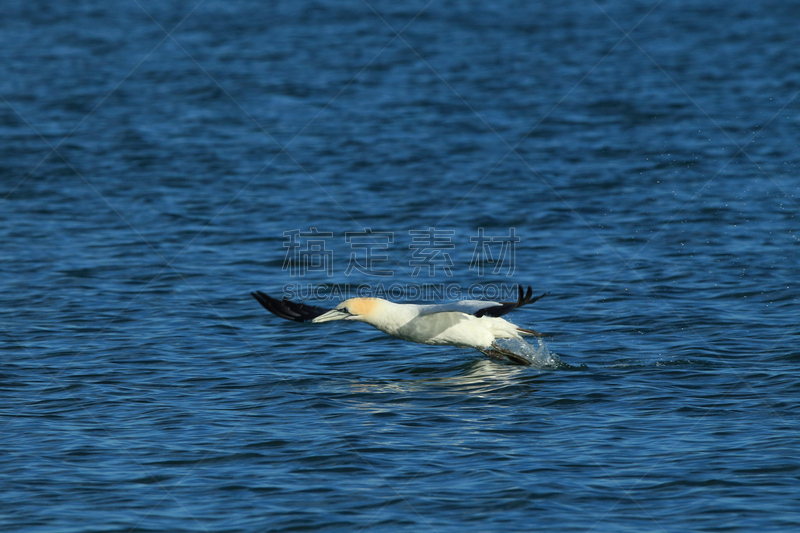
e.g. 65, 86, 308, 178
251, 285, 548, 365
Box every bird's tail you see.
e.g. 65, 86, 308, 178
517, 327, 549, 337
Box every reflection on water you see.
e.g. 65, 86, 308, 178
342, 349, 543, 400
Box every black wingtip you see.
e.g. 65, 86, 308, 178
515, 285, 536, 307
530, 291, 548, 305
251, 290, 333, 323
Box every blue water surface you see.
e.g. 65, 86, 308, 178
2, 0, 800, 531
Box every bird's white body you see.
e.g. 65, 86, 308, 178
313, 298, 525, 351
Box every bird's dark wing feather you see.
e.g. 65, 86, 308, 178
473, 285, 547, 318
251, 291, 331, 323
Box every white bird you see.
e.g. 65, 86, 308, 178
251, 285, 548, 365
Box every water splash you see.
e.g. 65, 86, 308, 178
494, 337, 565, 369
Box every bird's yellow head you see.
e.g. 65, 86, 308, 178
339, 297, 378, 318
311, 297, 380, 323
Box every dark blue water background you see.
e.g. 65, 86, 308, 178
2, 0, 800, 531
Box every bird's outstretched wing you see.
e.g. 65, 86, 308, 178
473, 285, 547, 318
251, 291, 332, 323
413, 285, 547, 318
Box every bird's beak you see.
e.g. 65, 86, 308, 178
312, 309, 350, 323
